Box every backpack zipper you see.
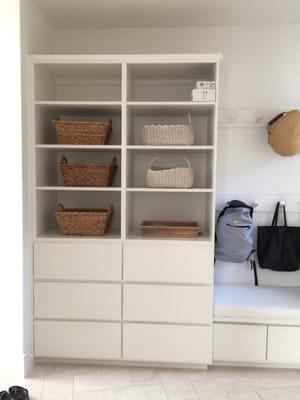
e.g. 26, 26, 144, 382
226, 224, 251, 229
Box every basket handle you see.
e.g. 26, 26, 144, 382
187, 113, 192, 125
149, 158, 159, 169
149, 156, 191, 169
61, 156, 68, 164
182, 155, 191, 168
107, 204, 113, 214
111, 156, 117, 165
56, 203, 64, 211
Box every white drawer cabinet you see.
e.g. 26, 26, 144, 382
268, 326, 300, 364
124, 284, 212, 324
35, 320, 121, 359
124, 244, 213, 284
213, 323, 267, 362
34, 242, 122, 281
34, 282, 121, 320
123, 323, 212, 364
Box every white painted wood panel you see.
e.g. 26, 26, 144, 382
124, 284, 212, 324
213, 323, 267, 362
35, 320, 121, 359
34, 243, 122, 281
124, 244, 213, 284
123, 323, 212, 364
268, 326, 300, 364
34, 282, 121, 320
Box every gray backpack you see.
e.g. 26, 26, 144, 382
215, 200, 258, 285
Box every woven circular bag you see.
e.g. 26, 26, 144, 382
267, 110, 300, 156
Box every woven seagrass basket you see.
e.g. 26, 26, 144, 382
142, 114, 194, 146
146, 156, 194, 188
55, 204, 113, 236
60, 156, 117, 187
53, 117, 112, 145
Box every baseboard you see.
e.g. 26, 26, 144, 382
35, 357, 208, 370
213, 360, 300, 369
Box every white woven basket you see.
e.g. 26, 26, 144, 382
142, 114, 195, 146
146, 156, 194, 188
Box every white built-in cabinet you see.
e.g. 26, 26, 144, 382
30, 54, 221, 365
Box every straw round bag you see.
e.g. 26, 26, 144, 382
267, 110, 300, 156
146, 156, 194, 188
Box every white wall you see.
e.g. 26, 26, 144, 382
0, 0, 23, 377
50, 25, 300, 286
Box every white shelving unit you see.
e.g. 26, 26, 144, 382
29, 54, 221, 366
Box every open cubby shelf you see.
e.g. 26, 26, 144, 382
31, 56, 219, 241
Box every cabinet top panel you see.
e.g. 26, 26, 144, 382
30, 54, 223, 65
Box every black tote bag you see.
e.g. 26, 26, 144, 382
257, 202, 300, 271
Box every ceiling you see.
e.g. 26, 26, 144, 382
34, 0, 300, 29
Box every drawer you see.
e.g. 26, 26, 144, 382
268, 326, 300, 364
213, 323, 267, 362
124, 284, 212, 324
34, 242, 122, 281
35, 320, 121, 359
34, 282, 121, 320
124, 244, 213, 284
123, 323, 212, 364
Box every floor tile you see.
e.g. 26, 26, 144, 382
74, 368, 132, 392
227, 392, 261, 400
42, 374, 73, 400
158, 368, 190, 384
258, 385, 300, 400
129, 367, 161, 386
192, 380, 229, 400
73, 390, 105, 400
103, 384, 167, 400
222, 379, 279, 394
163, 380, 198, 399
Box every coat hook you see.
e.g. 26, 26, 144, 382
280, 200, 286, 206
252, 200, 259, 208
255, 112, 263, 123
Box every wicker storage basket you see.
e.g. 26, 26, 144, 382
60, 156, 117, 187
53, 117, 112, 145
141, 221, 201, 238
146, 156, 194, 188
142, 114, 194, 146
55, 204, 113, 236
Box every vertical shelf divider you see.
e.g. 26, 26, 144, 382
121, 62, 127, 240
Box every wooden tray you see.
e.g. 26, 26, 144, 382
140, 221, 201, 238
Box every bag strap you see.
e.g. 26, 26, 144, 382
272, 202, 287, 226
218, 200, 254, 222
267, 112, 286, 135
271, 202, 280, 226
250, 260, 258, 286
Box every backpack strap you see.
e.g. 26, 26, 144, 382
250, 260, 258, 286
217, 200, 254, 223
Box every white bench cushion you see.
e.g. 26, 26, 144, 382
214, 284, 300, 320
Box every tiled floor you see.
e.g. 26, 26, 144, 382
1, 363, 300, 400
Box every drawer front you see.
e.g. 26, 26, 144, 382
34, 243, 122, 281
35, 320, 121, 359
124, 244, 213, 284
124, 284, 212, 324
123, 323, 212, 364
268, 326, 300, 364
34, 282, 121, 320
213, 323, 267, 362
